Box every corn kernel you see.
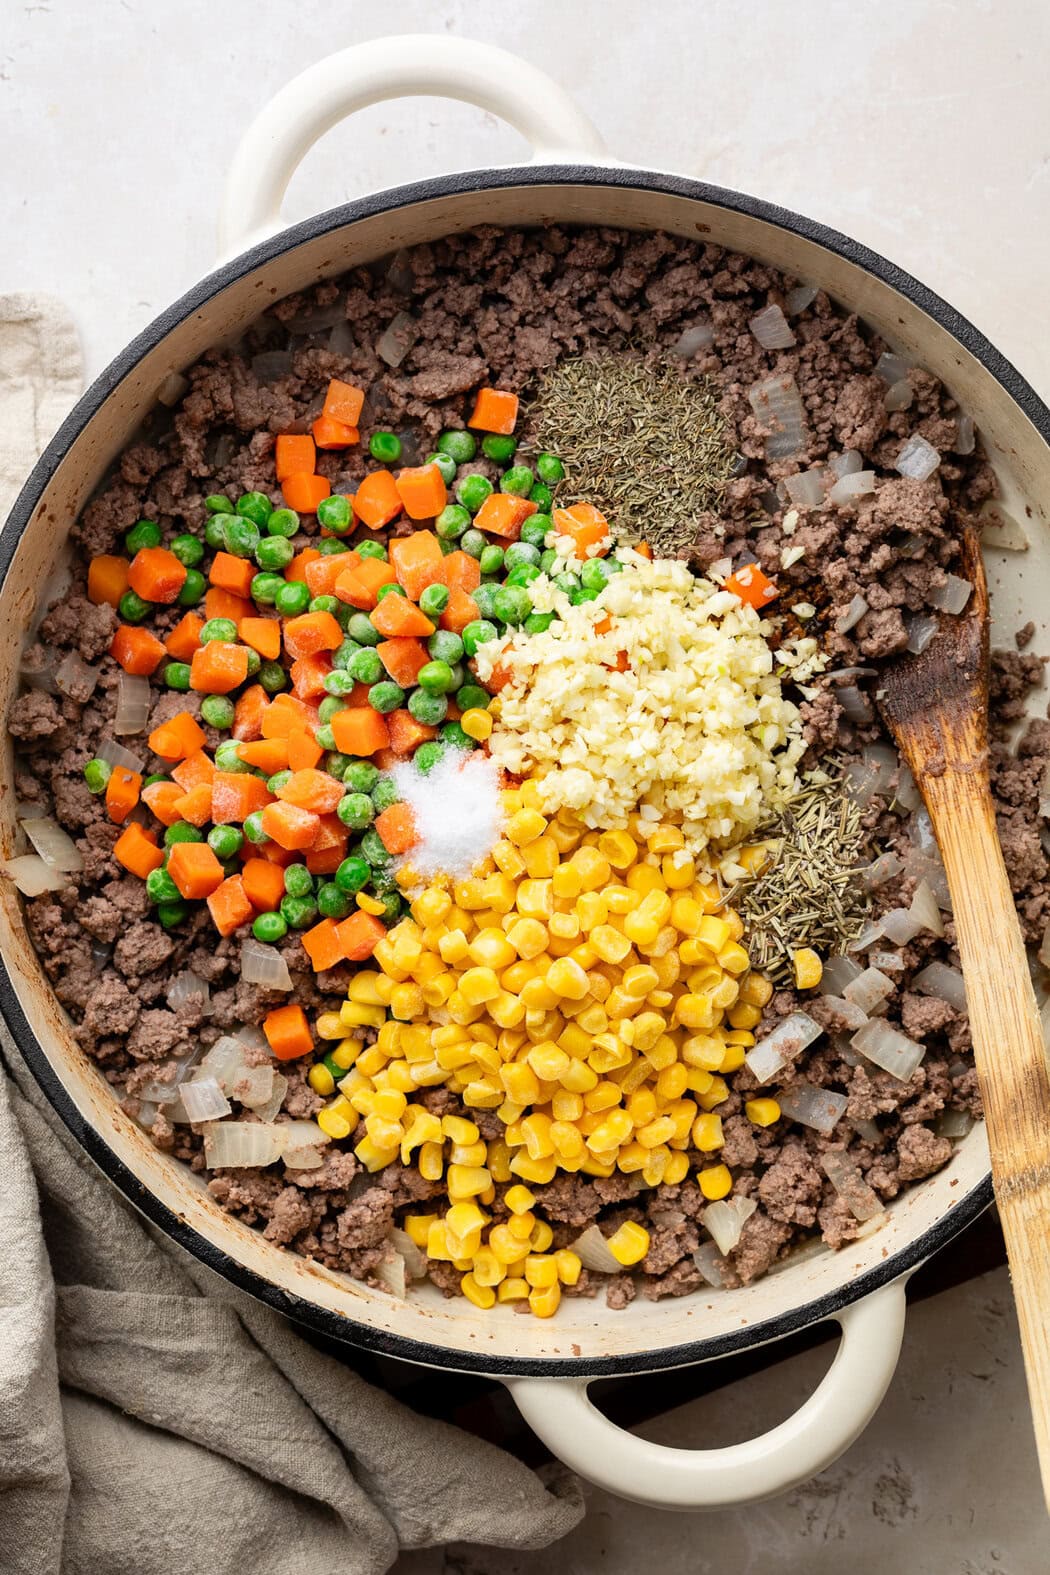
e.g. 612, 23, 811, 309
418, 1141, 444, 1181
607, 1221, 649, 1266
699, 1164, 733, 1200
509, 1152, 557, 1184
356, 891, 387, 916
308, 1063, 336, 1097
468, 928, 516, 970
791, 947, 823, 990
508, 1210, 536, 1240
505, 917, 548, 960
497, 1276, 530, 1302
525, 1253, 559, 1288
491, 839, 527, 879
545, 957, 589, 1000
461, 1273, 496, 1310
502, 1184, 534, 1216
719, 1043, 747, 1073
676, 992, 716, 1030
355, 1135, 400, 1171
316, 1105, 352, 1139
571, 846, 611, 890
516, 879, 554, 920
458, 966, 500, 1005
664, 1151, 690, 1184
739, 972, 774, 1008
550, 1120, 585, 1159
656, 1061, 689, 1100
553, 1248, 582, 1287
530, 1219, 554, 1253
489, 1223, 531, 1264
551, 863, 584, 900
560, 1057, 600, 1093
438, 928, 470, 965
525, 1042, 570, 1083
746, 1097, 782, 1127
718, 942, 751, 976
528, 1282, 562, 1318
597, 829, 637, 869
460, 706, 493, 741
692, 1111, 724, 1150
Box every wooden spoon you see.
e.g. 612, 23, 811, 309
879, 525, 1050, 1509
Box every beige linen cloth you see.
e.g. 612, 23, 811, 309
0, 295, 583, 1575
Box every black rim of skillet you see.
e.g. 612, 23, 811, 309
0, 161, 1027, 1378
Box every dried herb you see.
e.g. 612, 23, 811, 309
726, 771, 871, 982
530, 355, 736, 555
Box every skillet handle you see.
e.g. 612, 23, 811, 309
504, 1278, 908, 1510
219, 35, 607, 257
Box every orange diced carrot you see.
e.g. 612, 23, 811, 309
238, 616, 282, 661
165, 612, 205, 661
170, 749, 215, 792
376, 638, 429, 688
334, 555, 398, 609
112, 822, 164, 879
305, 552, 360, 598
467, 388, 519, 434
110, 626, 165, 675
171, 782, 213, 827
312, 414, 359, 449
474, 492, 537, 542
330, 707, 389, 757
210, 771, 272, 824
260, 693, 317, 739
259, 800, 320, 851
353, 470, 402, 529
390, 530, 446, 600
440, 587, 481, 634
166, 841, 225, 900
190, 642, 250, 694
552, 503, 610, 560
322, 378, 366, 427
276, 768, 344, 815
440, 550, 481, 593
204, 586, 253, 624
308, 812, 349, 853
87, 554, 130, 608
282, 473, 331, 513
336, 910, 387, 961
285, 547, 322, 584
127, 546, 187, 604
290, 651, 332, 701
238, 738, 289, 774
394, 465, 447, 523
207, 875, 254, 937
241, 857, 286, 912
105, 766, 142, 824
141, 780, 186, 827
385, 709, 438, 757
724, 562, 779, 610
275, 433, 316, 482
287, 728, 324, 771
209, 551, 256, 599
232, 683, 271, 742
283, 610, 343, 659
374, 801, 419, 856
369, 595, 434, 639
305, 845, 347, 876
147, 711, 206, 761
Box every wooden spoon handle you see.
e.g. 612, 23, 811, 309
923, 767, 1050, 1508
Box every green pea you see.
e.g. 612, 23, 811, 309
266, 507, 300, 538
478, 545, 504, 576
553, 572, 579, 596
378, 892, 403, 923
284, 863, 314, 898
315, 724, 337, 751
199, 617, 237, 644
337, 792, 374, 830
317, 494, 352, 534
369, 431, 402, 463
348, 647, 383, 684
570, 585, 602, 605
500, 465, 534, 498
437, 429, 477, 464
462, 619, 498, 656
164, 821, 204, 847
343, 760, 379, 794
580, 558, 612, 591
481, 433, 517, 463
142, 773, 169, 788
118, 590, 151, 623
266, 770, 292, 794
318, 696, 346, 725
331, 639, 360, 672
456, 684, 490, 712
243, 809, 270, 844
325, 751, 353, 780
426, 452, 457, 485
505, 542, 540, 570
359, 827, 391, 867
348, 612, 381, 646
521, 515, 551, 550
275, 581, 310, 616
208, 824, 244, 859
471, 584, 502, 620
335, 854, 371, 893
529, 482, 553, 510
505, 564, 541, 589
256, 536, 294, 572
427, 630, 464, 664
83, 758, 112, 794
408, 688, 447, 725
171, 533, 203, 567
322, 1050, 350, 1082
237, 491, 273, 527
375, 582, 406, 602
419, 583, 449, 618
157, 900, 189, 930
146, 866, 181, 904
460, 528, 486, 559
417, 659, 455, 695
205, 493, 232, 514
258, 660, 288, 694
356, 540, 388, 561
251, 572, 284, 605
435, 503, 471, 542
309, 594, 339, 614
524, 611, 556, 634
414, 741, 445, 774
370, 775, 399, 812
163, 661, 191, 691
536, 453, 565, 484
125, 519, 161, 554
280, 894, 318, 929
250, 910, 286, 941
244, 653, 260, 680
539, 548, 558, 575
441, 721, 473, 751
456, 474, 493, 514
205, 515, 230, 549
446, 661, 465, 690
222, 515, 261, 557
319, 539, 351, 557
323, 670, 358, 697
368, 681, 404, 714
316, 882, 352, 919
214, 739, 247, 771
177, 568, 207, 606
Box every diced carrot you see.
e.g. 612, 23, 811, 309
374, 748, 400, 772
370, 596, 435, 639
553, 502, 609, 560
141, 779, 186, 827
285, 547, 322, 584
282, 473, 331, 513
300, 919, 345, 973
87, 554, 130, 609
232, 683, 271, 743
238, 616, 282, 661
238, 738, 289, 774
306, 845, 347, 876
441, 587, 481, 634
724, 563, 779, 611
385, 709, 438, 756
394, 466, 447, 523
482, 660, 514, 693
440, 550, 482, 593
205, 586, 253, 624
474, 492, 537, 542
165, 611, 205, 661
374, 801, 419, 856
251, 839, 295, 869
275, 433, 316, 482
336, 910, 387, 962
171, 782, 213, 827
110, 626, 166, 675
166, 841, 225, 900
112, 822, 163, 879
210, 772, 272, 824
308, 812, 349, 853
388, 530, 444, 601
290, 651, 332, 702
322, 378, 366, 428
264, 1001, 316, 1058
241, 857, 287, 912
312, 414, 359, 449
260, 693, 317, 739
275, 768, 344, 815
105, 766, 142, 824
127, 546, 187, 605
445, 700, 462, 722
190, 642, 250, 694
148, 710, 206, 761
467, 388, 519, 434
170, 749, 215, 792
636, 541, 654, 560
374, 637, 428, 688
209, 551, 255, 599
605, 650, 631, 673
334, 555, 398, 609
330, 707, 390, 757
305, 552, 360, 598
347, 682, 373, 707
283, 610, 343, 659
207, 875, 254, 938
287, 728, 324, 771
260, 799, 320, 851
594, 616, 613, 636
353, 470, 403, 529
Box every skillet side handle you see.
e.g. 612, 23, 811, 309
219, 34, 607, 258
504, 1278, 908, 1511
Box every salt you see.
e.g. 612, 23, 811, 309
392, 752, 504, 880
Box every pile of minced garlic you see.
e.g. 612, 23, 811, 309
475, 554, 808, 856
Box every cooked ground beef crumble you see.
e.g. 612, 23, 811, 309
11, 224, 1049, 1300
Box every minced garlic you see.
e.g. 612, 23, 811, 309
476, 556, 806, 855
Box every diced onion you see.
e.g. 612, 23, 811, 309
895, 434, 941, 481
391, 1227, 428, 1281
180, 1077, 232, 1122
251, 350, 295, 382
829, 470, 876, 506
3, 854, 68, 896
909, 879, 944, 938
693, 1242, 729, 1288
851, 1117, 882, 1142
672, 323, 715, 357
283, 1143, 325, 1171
883, 379, 913, 412
113, 672, 152, 736
701, 1195, 757, 1255
745, 1011, 823, 1084
819, 995, 871, 1031
778, 1081, 849, 1136
906, 613, 939, 655
252, 1072, 287, 1125
829, 449, 863, 479
874, 351, 911, 384
748, 374, 805, 459
819, 954, 863, 995
19, 816, 83, 872
327, 320, 356, 358
912, 960, 967, 1013
785, 285, 817, 315
835, 684, 873, 723
55, 651, 98, 700
869, 949, 906, 974
20, 648, 58, 692
784, 468, 826, 509
851, 1019, 925, 1081
749, 303, 796, 350
202, 1121, 285, 1169
834, 594, 869, 634
373, 1249, 407, 1299
937, 1108, 974, 1140
895, 767, 922, 813
927, 574, 972, 616
376, 311, 418, 368
849, 921, 886, 953
843, 967, 895, 1013
285, 295, 347, 335
821, 1151, 883, 1220
134, 1101, 158, 1130
234, 1065, 276, 1108
878, 907, 925, 945
954, 413, 976, 454
979, 500, 1029, 552
241, 939, 293, 990
862, 852, 904, 889
197, 1036, 250, 1093
166, 970, 210, 1013
97, 736, 145, 772
569, 1224, 624, 1273
156, 371, 189, 407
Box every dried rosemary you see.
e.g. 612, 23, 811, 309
530, 355, 736, 555
727, 771, 872, 983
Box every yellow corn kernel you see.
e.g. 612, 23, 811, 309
342, 969, 383, 1006
371, 1088, 406, 1121
626, 1087, 657, 1126
724, 909, 744, 941
560, 1057, 600, 1093
460, 1273, 496, 1310
517, 834, 557, 879
458, 705, 492, 742
491, 839, 527, 880
622, 864, 659, 897
551, 862, 584, 901
500, 1061, 541, 1105
418, 1141, 444, 1182
506, 808, 548, 848
519, 778, 546, 810
587, 1111, 633, 1153
445, 1197, 486, 1239
692, 1111, 724, 1151
412, 886, 451, 928
570, 846, 612, 891
575, 891, 607, 932
547, 819, 582, 855
308, 1063, 336, 1097
364, 1113, 404, 1151
355, 1134, 400, 1171
503, 917, 546, 960
497, 1276, 530, 1302
667, 895, 700, 935
545, 957, 589, 1000
387, 982, 422, 1021
632, 1012, 669, 1053
607, 1221, 650, 1266
508, 1211, 536, 1242
488, 991, 525, 1030
618, 962, 657, 999
454, 878, 489, 911
746, 1097, 782, 1127
660, 855, 694, 893
696, 1075, 730, 1112
699, 1164, 733, 1201
613, 1140, 644, 1173
436, 929, 469, 966
457, 966, 499, 1006
622, 912, 659, 947
329, 1040, 361, 1072
447, 1138, 486, 1167
549, 1120, 585, 1159
548, 1089, 582, 1125
596, 828, 637, 869
356, 1045, 389, 1078
739, 972, 774, 1008
719, 1043, 748, 1073
521, 1112, 555, 1160
355, 890, 386, 917
568, 942, 598, 972
497, 1187, 531, 1221
656, 1061, 689, 1101
467, 928, 515, 971
509, 1151, 557, 1184
663, 1151, 689, 1184
636, 1114, 676, 1149
693, 915, 728, 952
524, 1253, 559, 1289
642, 821, 681, 853
718, 942, 750, 977
548, 912, 581, 945
316, 1103, 353, 1139
529, 1220, 554, 1254
583, 1078, 623, 1113
676, 992, 716, 1031
728, 1002, 762, 1030
488, 1223, 530, 1264
525, 1041, 569, 1083
315, 1011, 344, 1041
528, 1282, 562, 1319
481, 874, 517, 914
472, 1248, 505, 1289
551, 1248, 581, 1287
401, 1214, 436, 1251
791, 947, 823, 991
642, 1146, 669, 1187
515, 879, 553, 920
425, 1220, 453, 1261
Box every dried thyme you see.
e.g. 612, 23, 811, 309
726, 772, 872, 983
530, 355, 736, 555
